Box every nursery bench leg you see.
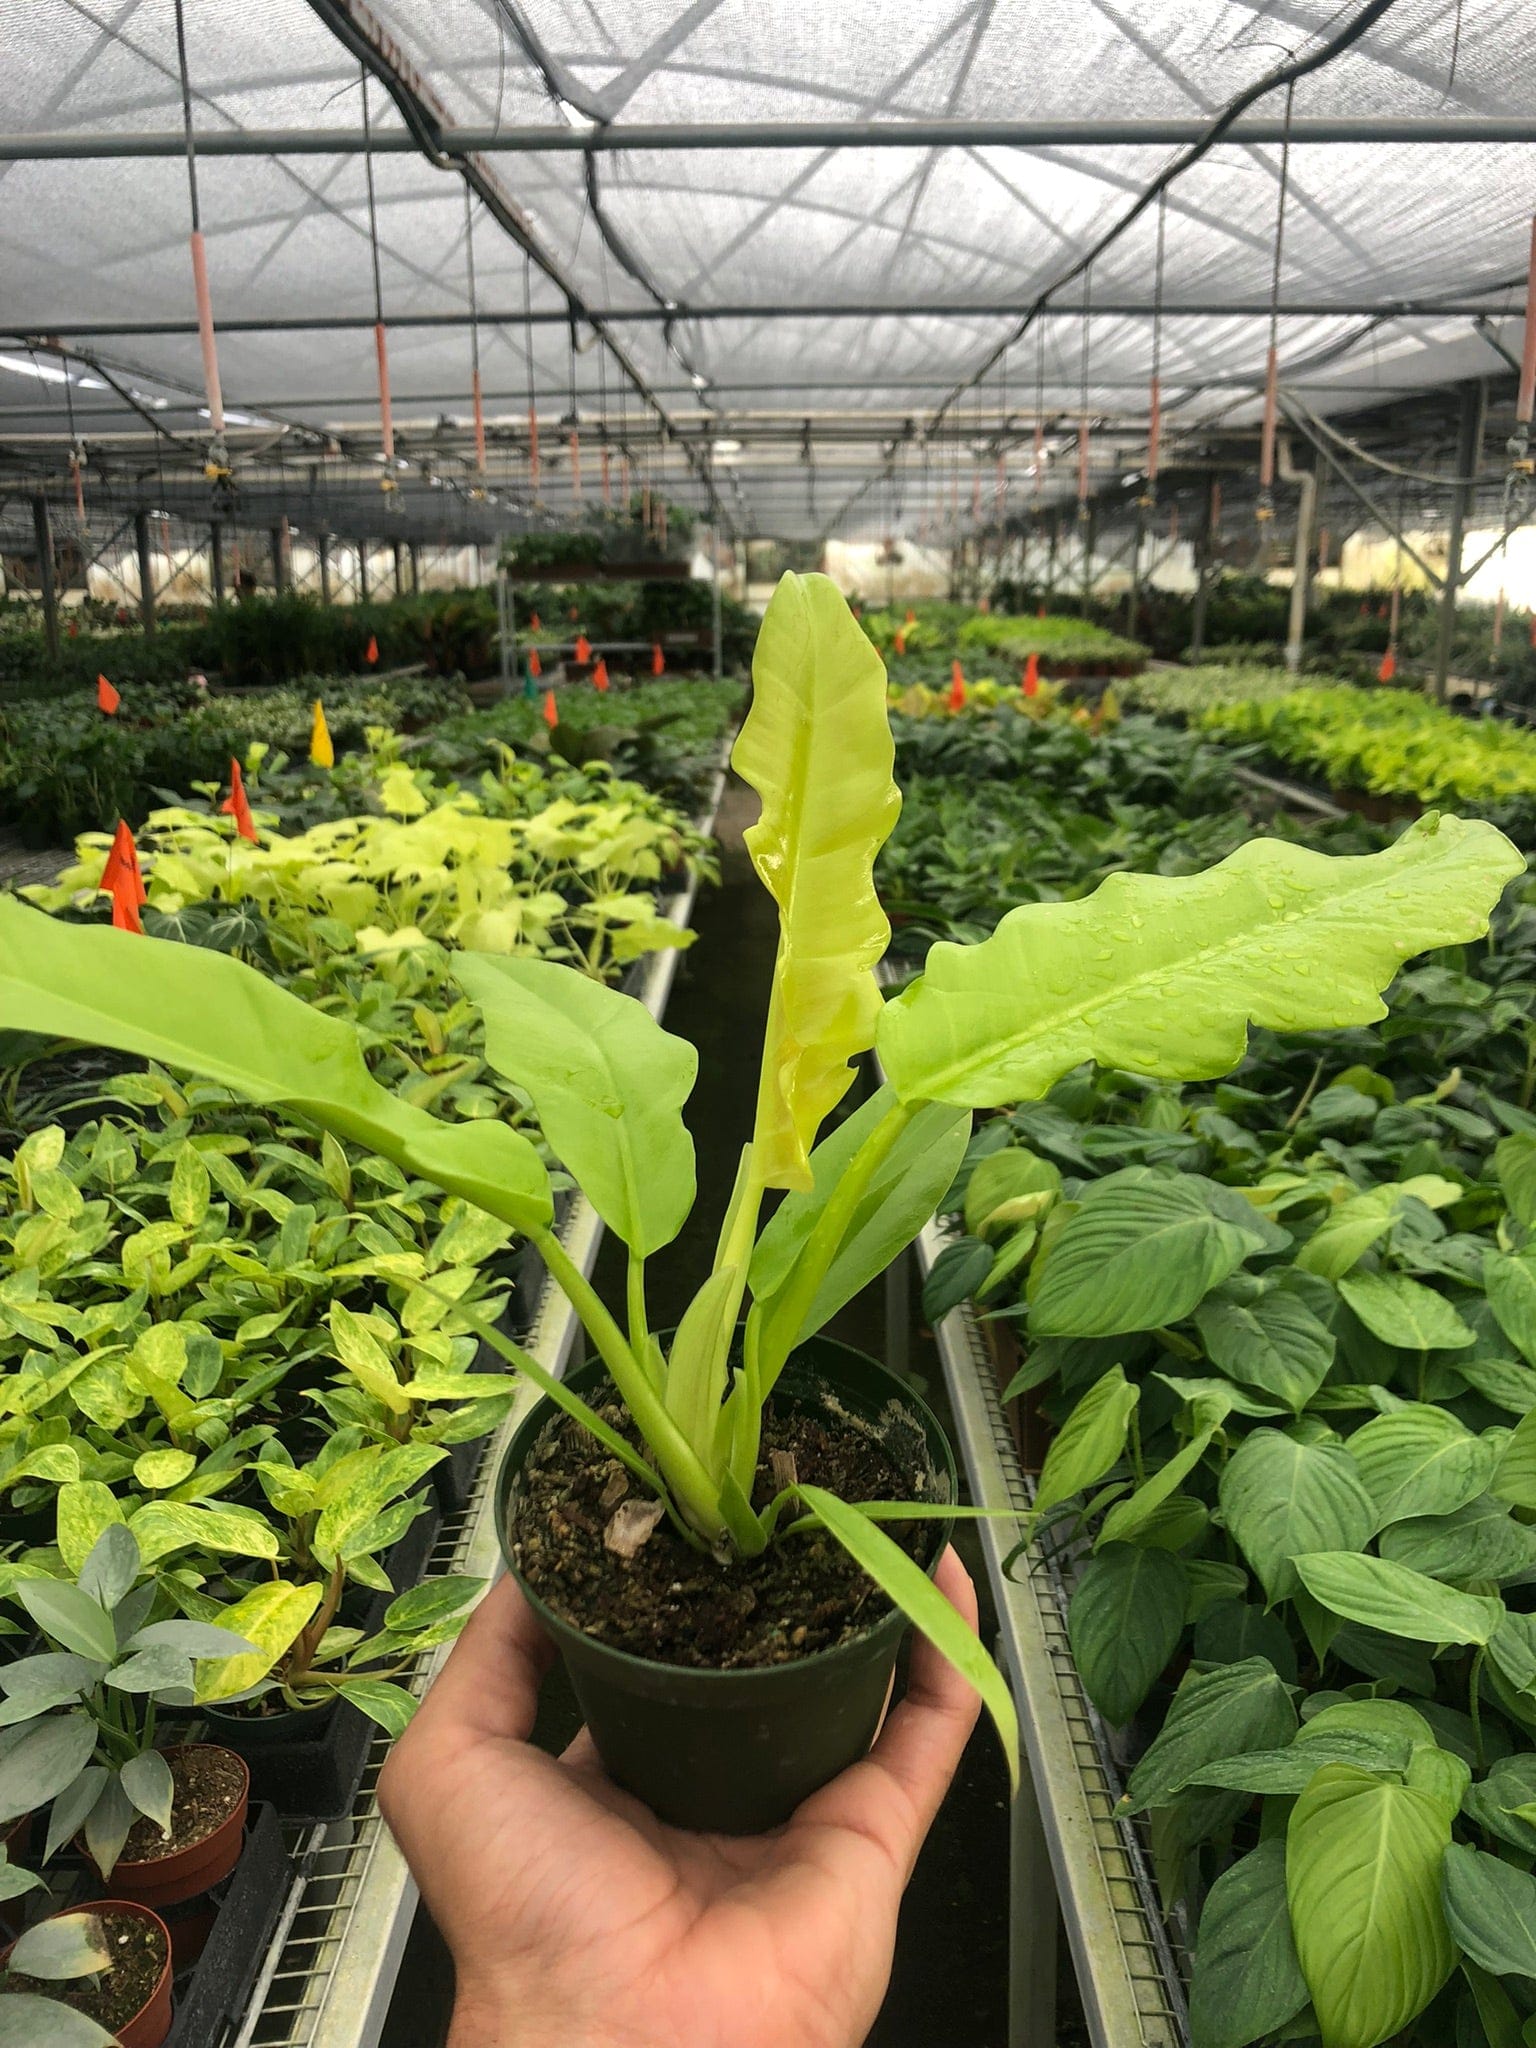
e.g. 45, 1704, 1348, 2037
1008, 1721, 1058, 2048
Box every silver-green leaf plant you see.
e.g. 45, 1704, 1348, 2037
0, 1524, 254, 1879
0, 574, 1524, 1775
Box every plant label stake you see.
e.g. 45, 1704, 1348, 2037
96, 673, 120, 715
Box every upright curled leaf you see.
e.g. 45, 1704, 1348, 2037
733, 573, 901, 1189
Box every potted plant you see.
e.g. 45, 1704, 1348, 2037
0, 574, 1523, 1832
1, 1899, 173, 2048
0, 1526, 255, 1910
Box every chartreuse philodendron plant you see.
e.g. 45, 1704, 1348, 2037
0, 573, 1524, 1771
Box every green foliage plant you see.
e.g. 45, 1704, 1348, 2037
0, 1903, 122, 2048
0, 575, 1524, 1778
0, 1525, 253, 1881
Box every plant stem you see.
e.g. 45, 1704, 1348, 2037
625, 1251, 655, 1383
531, 1224, 726, 1540
1469, 1646, 1486, 1770
731, 1097, 916, 1495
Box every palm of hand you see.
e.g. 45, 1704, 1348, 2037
380, 1560, 980, 2048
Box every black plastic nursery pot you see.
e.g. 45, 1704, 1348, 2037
495, 1336, 957, 1834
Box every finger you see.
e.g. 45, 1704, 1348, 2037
410, 1570, 557, 1746
798, 1547, 982, 1880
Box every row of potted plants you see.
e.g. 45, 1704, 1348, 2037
0, 687, 725, 2039
894, 687, 1536, 2046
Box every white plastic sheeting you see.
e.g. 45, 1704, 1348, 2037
1, 0, 1534, 535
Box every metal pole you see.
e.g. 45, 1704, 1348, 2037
1434, 378, 1487, 702
7, 114, 1536, 159
270, 520, 287, 594
392, 539, 405, 597
1282, 455, 1317, 674
1125, 503, 1145, 639
134, 509, 156, 634
1079, 505, 1097, 606
497, 568, 512, 697
711, 525, 723, 681
409, 541, 421, 594
1190, 477, 1217, 661
318, 532, 332, 604
357, 542, 370, 601
1046, 515, 1059, 607
31, 494, 60, 662
12, 297, 1524, 341
209, 520, 225, 601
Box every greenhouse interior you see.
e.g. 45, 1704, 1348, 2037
7, 2, 1536, 2046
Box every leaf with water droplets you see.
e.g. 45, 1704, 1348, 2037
877, 813, 1523, 1109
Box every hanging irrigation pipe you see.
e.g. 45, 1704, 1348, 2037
924, 0, 1402, 440
1143, 190, 1166, 505
463, 188, 487, 488
172, 0, 227, 481
359, 67, 397, 497
1256, 84, 1297, 526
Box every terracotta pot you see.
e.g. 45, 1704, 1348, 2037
2, 1899, 173, 2048
103, 1745, 249, 1912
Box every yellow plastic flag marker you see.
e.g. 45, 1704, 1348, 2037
310, 698, 334, 768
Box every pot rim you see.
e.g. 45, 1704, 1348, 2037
494, 1334, 957, 1688
2, 1897, 173, 2024
102, 1743, 249, 1874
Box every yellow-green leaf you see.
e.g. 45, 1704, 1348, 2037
878, 814, 1523, 1109
732, 573, 901, 1189
194, 1580, 323, 1702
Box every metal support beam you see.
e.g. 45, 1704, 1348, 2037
5, 296, 1518, 341
391, 540, 405, 598
357, 543, 369, 602
1280, 403, 1446, 592
318, 532, 332, 605
5, 115, 1536, 160
1434, 378, 1487, 702
210, 520, 225, 602
1190, 478, 1218, 661
710, 524, 723, 682
271, 520, 288, 595
1125, 503, 1146, 641
133, 509, 156, 635
1277, 439, 1318, 673
408, 541, 421, 595
30, 494, 59, 662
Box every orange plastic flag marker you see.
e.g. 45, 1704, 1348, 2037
542, 689, 558, 729
96, 673, 120, 715
1036, 603, 1046, 620
978, 595, 991, 614
1023, 652, 1040, 698
1377, 647, 1397, 683
365, 634, 379, 666
100, 819, 147, 932
530, 612, 542, 632
528, 647, 542, 680
574, 633, 592, 664
309, 698, 334, 769
904, 608, 917, 627
651, 641, 665, 676
219, 758, 259, 843
569, 605, 579, 622
894, 627, 907, 656
948, 659, 966, 712
67, 618, 79, 639
592, 656, 610, 692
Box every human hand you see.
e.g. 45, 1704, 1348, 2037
378, 1548, 983, 2048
